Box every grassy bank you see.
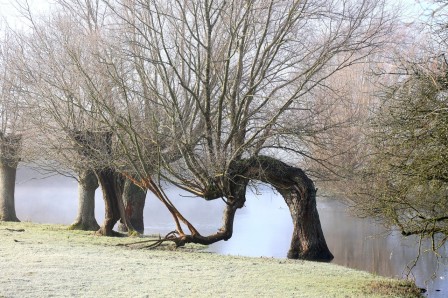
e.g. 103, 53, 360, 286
0, 221, 420, 297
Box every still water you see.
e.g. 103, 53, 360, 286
14, 169, 447, 297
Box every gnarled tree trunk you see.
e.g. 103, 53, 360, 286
0, 134, 21, 222
69, 169, 100, 231
235, 156, 333, 261
70, 130, 135, 236
118, 179, 147, 234
168, 156, 333, 261
168, 177, 247, 246
95, 169, 136, 236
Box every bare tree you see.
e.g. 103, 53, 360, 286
73, 0, 393, 260
13, 1, 149, 234
11, 0, 395, 260
9, 7, 108, 231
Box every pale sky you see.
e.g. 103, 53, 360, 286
0, 0, 438, 30
0, 0, 52, 29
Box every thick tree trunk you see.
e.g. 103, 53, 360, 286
118, 179, 147, 234
95, 169, 136, 236
70, 130, 135, 236
0, 162, 19, 222
238, 156, 333, 261
171, 156, 333, 262
69, 170, 100, 231
0, 134, 21, 222
277, 176, 333, 260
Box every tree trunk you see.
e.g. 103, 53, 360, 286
69, 130, 135, 236
95, 169, 136, 236
141, 156, 331, 262
118, 179, 147, 234
238, 156, 333, 261
173, 178, 247, 246
69, 170, 100, 231
277, 178, 332, 260
0, 134, 21, 222
0, 162, 19, 222
171, 156, 333, 262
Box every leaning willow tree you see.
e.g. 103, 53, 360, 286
48, 0, 393, 260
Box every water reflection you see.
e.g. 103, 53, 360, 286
13, 169, 447, 297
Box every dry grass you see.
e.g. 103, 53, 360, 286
364, 280, 422, 297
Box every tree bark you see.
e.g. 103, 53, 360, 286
0, 162, 19, 222
118, 179, 147, 234
236, 156, 333, 261
95, 169, 136, 236
69, 130, 135, 236
69, 170, 100, 231
171, 156, 333, 262
0, 134, 21, 222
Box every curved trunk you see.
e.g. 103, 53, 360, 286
170, 156, 333, 262
118, 179, 147, 234
238, 156, 333, 261
0, 134, 21, 222
69, 170, 99, 231
95, 169, 135, 236
173, 177, 247, 246
277, 177, 332, 260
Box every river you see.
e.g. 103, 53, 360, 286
14, 169, 447, 297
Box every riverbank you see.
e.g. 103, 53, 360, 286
0, 222, 420, 297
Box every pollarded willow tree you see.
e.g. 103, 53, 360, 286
66, 0, 394, 260
10, 3, 123, 232
14, 0, 150, 234
11, 12, 101, 231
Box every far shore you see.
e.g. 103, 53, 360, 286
0, 221, 421, 297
